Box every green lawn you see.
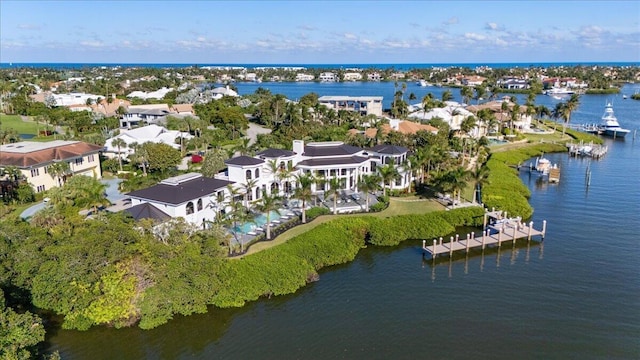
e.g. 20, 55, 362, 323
1, 113, 56, 140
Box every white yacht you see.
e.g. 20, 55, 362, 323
599, 102, 630, 138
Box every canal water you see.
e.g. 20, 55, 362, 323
45, 84, 640, 359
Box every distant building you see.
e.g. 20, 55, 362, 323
104, 124, 193, 158
318, 96, 383, 116
343, 72, 363, 81
295, 73, 315, 82
319, 72, 337, 82
0, 140, 102, 192
367, 73, 381, 82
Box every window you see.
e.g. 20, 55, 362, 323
30, 168, 39, 177
217, 191, 224, 202
88, 154, 95, 162
197, 199, 203, 211
279, 161, 285, 171
255, 187, 261, 199
186, 202, 194, 215
75, 158, 84, 165
384, 157, 392, 165
255, 168, 260, 178
247, 190, 253, 202
37, 185, 45, 193
44, 166, 48, 174
341, 169, 347, 176
284, 181, 292, 194
246, 170, 252, 180
271, 182, 279, 193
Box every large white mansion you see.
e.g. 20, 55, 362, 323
125, 140, 412, 226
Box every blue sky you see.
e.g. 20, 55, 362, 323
1, 0, 639, 64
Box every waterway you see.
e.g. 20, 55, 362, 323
45, 84, 640, 359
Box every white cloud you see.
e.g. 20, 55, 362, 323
17, 23, 41, 30
464, 33, 486, 41
344, 33, 357, 40
485, 22, 499, 31
80, 40, 105, 48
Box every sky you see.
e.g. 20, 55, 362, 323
1, 0, 639, 64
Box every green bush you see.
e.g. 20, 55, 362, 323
368, 213, 454, 246
305, 206, 330, 220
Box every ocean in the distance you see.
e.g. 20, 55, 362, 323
1, 62, 639, 70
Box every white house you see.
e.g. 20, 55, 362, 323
126, 173, 233, 228
104, 124, 193, 158
319, 72, 337, 82
127, 87, 173, 100
318, 96, 383, 116
408, 101, 478, 135
343, 72, 363, 81
295, 73, 315, 82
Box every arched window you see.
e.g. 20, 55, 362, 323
384, 157, 392, 165
255, 187, 261, 199
186, 201, 194, 215
246, 170, 252, 180
279, 161, 285, 171
255, 168, 260, 178
197, 199, 203, 211
271, 182, 279, 193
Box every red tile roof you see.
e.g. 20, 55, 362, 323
0, 141, 103, 168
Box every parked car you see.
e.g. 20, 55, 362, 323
351, 193, 361, 201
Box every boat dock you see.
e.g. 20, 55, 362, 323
567, 141, 608, 159
422, 210, 547, 258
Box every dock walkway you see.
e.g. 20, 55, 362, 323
422, 210, 547, 258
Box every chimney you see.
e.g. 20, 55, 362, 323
293, 140, 304, 156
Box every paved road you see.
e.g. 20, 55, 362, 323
20, 178, 125, 219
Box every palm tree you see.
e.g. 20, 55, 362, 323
242, 178, 258, 208
441, 90, 453, 102
328, 177, 342, 215
471, 164, 489, 204
563, 94, 580, 137
460, 86, 473, 105
377, 163, 400, 197
111, 138, 127, 172
293, 173, 314, 223
357, 174, 381, 211
437, 167, 470, 207
48, 161, 71, 186
254, 190, 282, 240
222, 184, 251, 253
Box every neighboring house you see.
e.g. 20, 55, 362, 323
319, 72, 337, 82
103, 124, 193, 158
0, 140, 103, 192
367, 73, 381, 82
408, 101, 478, 136
462, 75, 486, 86
467, 100, 534, 132
343, 72, 363, 81
121, 104, 172, 128
211, 86, 239, 98
126, 87, 173, 100
318, 96, 383, 116
126, 173, 233, 228
497, 77, 529, 90
295, 73, 315, 82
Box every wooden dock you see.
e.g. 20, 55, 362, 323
422, 210, 547, 258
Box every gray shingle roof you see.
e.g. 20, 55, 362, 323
303, 143, 362, 157
224, 156, 265, 166
367, 144, 408, 155
296, 156, 369, 167
124, 202, 170, 222
126, 176, 233, 205
257, 149, 296, 158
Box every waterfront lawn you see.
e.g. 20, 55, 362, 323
240, 197, 445, 257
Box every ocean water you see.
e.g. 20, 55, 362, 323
45, 84, 640, 359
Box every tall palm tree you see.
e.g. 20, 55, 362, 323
377, 163, 400, 197
460, 86, 473, 105
293, 173, 314, 223
357, 174, 381, 211
254, 190, 282, 240
278, 162, 295, 199
222, 184, 250, 253
328, 177, 342, 215
242, 178, 258, 208
111, 138, 127, 172
437, 167, 470, 207
563, 94, 580, 138
471, 164, 489, 204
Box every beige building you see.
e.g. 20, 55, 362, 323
0, 140, 103, 193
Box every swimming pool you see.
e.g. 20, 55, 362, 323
232, 210, 282, 234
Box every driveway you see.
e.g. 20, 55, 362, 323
20, 178, 125, 219
246, 123, 271, 145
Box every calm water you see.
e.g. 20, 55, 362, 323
45, 85, 640, 359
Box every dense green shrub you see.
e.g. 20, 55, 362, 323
438, 207, 485, 227
305, 206, 330, 220
368, 213, 454, 246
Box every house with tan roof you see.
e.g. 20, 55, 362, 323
0, 140, 103, 193
466, 100, 533, 132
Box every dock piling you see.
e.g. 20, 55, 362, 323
528, 222, 533, 241
542, 220, 547, 238
449, 236, 454, 256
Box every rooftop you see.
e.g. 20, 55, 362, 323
127, 176, 233, 205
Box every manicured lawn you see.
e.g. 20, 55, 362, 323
239, 196, 445, 257
0, 113, 54, 136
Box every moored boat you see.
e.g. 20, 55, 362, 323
598, 102, 630, 138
